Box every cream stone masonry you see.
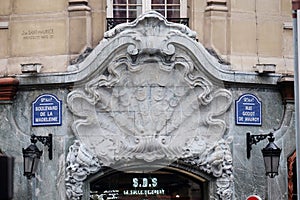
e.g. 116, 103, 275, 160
0, 0, 294, 74
89, 0, 106, 47
0, 0, 12, 15
0, 26, 9, 58
13, 0, 67, 14
68, 11, 92, 54
10, 20, 67, 57
231, 1, 292, 73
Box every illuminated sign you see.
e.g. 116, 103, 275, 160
132, 177, 158, 188
123, 177, 165, 196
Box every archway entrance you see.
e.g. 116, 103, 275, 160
89, 166, 209, 200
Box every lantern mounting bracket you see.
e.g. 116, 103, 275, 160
31, 134, 53, 160
246, 131, 273, 159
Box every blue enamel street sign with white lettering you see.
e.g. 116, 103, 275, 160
236, 94, 262, 126
32, 94, 62, 126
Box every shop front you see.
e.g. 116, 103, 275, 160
89, 165, 208, 200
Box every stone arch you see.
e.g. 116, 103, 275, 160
66, 11, 233, 200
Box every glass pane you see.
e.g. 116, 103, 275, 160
113, 6, 127, 18
167, 6, 180, 18
128, 6, 137, 18
128, 5, 142, 17
263, 156, 271, 172
167, 0, 180, 4
24, 157, 33, 173
114, 0, 127, 4
272, 156, 280, 170
128, 0, 137, 3
152, 5, 165, 16
152, 0, 165, 4
128, 11, 136, 18
32, 158, 40, 174
113, 5, 127, 11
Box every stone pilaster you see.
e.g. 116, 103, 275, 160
68, 0, 92, 55
204, 0, 229, 61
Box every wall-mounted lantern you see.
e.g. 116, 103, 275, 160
247, 131, 281, 178
22, 134, 52, 179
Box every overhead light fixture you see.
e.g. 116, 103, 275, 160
246, 131, 281, 178
22, 134, 52, 179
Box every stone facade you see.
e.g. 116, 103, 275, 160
0, 0, 293, 75
0, 1, 296, 200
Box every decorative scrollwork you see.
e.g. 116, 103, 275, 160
183, 138, 233, 200
65, 141, 102, 200
66, 11, 234, 200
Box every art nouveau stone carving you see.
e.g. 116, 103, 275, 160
65, 141, 101, 200
66, 11, 233, 200
184, 138, 233, 199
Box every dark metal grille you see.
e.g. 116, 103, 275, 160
106, 18, 189, 30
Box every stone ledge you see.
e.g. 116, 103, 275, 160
68, 0, 90, 12
0, 22, 9, 29
0, 77, 19, 103
68, 5, 91, 12
206, 0, 228, 12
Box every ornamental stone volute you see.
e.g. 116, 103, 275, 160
66, 11, 233, 200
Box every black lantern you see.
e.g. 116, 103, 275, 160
261, 136, 282, 178
246, 131, 281, 178
22, 134, 52, 179
22, 143, 42, 179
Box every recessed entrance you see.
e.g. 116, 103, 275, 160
90, 167, 209, 200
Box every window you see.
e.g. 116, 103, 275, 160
151, 0, 180, 18
113, 0, 143, 20
107, 0, 188, 30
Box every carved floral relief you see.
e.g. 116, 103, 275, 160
66, 11, 233, 200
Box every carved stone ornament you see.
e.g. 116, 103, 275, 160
65, 141, 101, 199
66, 11, 233, 200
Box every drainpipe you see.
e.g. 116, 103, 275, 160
292, 0, 300, 199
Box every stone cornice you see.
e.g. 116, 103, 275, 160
68, 0, 90, 12
0, 77, 19, 103
278, 76, 294, 104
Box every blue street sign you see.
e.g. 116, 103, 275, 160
236, 94, 262, 126
32, 94, 62, 126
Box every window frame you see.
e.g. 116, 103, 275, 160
107, 0, 187, 18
